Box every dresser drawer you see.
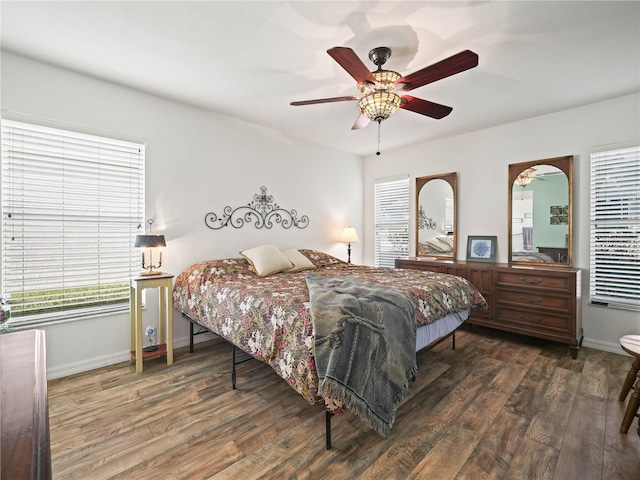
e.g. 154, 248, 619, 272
496, 271, 571, 290
496, 289, 571, 312
496, 306, 572, 335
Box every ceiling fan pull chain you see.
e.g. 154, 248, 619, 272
376, 120, 382, 155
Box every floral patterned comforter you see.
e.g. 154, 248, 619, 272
173, 250, 487, 407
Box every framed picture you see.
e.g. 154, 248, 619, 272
549, 205, 569, 225
466, 235, 497, 262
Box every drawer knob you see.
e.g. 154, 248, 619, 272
519, 276, 543, 285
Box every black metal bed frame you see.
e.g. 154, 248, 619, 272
183, 312, 458, 450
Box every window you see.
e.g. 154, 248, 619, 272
374, 175, 409, 268
590, 145, 640, 310
444, 197, 454, 233
1, 120, 145, 326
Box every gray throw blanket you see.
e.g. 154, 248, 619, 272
305, 274, 417, 437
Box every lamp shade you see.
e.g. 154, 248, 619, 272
134, 234, 166, 248
340, 227, 359, 243
358, 91, 401, 122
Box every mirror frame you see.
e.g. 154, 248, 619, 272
415, 172, 457, 259
508, 155, 573, 267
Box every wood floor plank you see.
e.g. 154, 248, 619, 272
552, 391, 607, 480
503, 354, 557, 419
56, 394, 258, 480
358, 357, 505, 479
602, 450, 640, 480
455, 409, 530, 480
504, 437, 559, 480
579, 349, 610, 399
111, 439, 245, 480
209, 413, 326, 479
407, 362, 527, 479
47, 362, 126, 401
147, 388, 266, 437
603, 354, 640, 478
51, 425, 155, 478
46, 329, 640, 480
526, 367, 581, 449
234, 410, 308, 455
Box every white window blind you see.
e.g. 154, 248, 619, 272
1, 119, 145, 325
590, 145, 640, 310
444, 197, 454, 233
374, 176, 409, 268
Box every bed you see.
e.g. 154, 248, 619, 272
173, 249, 487, 447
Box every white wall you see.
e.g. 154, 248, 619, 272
363, 92, 640, 354
0, 52, 363, 378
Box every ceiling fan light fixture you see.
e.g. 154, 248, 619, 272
515, 168, 536, 187
358, 70, 402, 94
515, 175, 533, 187
358, 91, 401, 122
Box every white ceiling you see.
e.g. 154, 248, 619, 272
1, 1, 639, 157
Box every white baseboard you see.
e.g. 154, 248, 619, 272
46, 332, 218, 380
47, 351, 130, 380
582, 337, 627, 356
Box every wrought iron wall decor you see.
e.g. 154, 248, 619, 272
417, 205, 436, 230
205, 186, 309, 230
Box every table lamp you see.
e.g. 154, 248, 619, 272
340, 226, 359, 264
134, 219, 166, 275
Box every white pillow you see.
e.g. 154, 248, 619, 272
425, 239, 449, 252
437, 236, 454, 249
281, 248, 316, 272
240, 244, 293, 277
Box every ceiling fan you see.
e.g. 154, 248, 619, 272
291, 46, 479, 131
515, 167, 558, 187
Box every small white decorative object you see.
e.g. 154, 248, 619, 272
144, 325, 158, 352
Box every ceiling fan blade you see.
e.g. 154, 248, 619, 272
290, 96, 358, 106
327, 47, 377, 85
397, 50, 478, 92
400, 96, 453, 119
351, 113, 370, 130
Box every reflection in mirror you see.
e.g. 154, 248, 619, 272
416, 172, 457, 258
509, 156, 573, 266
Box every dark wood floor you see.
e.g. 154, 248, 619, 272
48, 326, 640, 480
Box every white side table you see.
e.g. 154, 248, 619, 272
129, 273, 174, 373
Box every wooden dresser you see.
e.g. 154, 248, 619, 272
0, 330, 52, 480
396, 258, 583, 358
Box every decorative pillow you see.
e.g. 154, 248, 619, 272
282, 248, 317, 273
418, 242, 439, 256
437, 236, 454, 249
240, 244, 293, 277
298, 249, 347, 267
425, 239, 449, 252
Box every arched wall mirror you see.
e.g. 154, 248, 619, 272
509, 155, 573, 266
416, 172, 457, 258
